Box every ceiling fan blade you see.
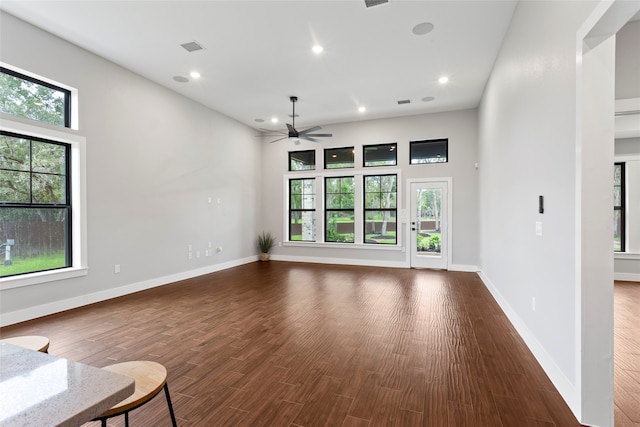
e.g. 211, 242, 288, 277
259, 128, 287, 135
305, 133, 332, 138
299, 135, 320, 143
268, 136, 289, 143
286, 123, 296, 133
299, 126, 322, 134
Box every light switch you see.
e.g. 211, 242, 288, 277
535, 221, 543, 236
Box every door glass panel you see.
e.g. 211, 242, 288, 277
415, 188, 442, 256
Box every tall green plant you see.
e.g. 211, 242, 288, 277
257, 231, 276, 253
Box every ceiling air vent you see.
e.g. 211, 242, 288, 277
180, 41, 204, 53
365, 0, 389, 8
397, 99, 411, 105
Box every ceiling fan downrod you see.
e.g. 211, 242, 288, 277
290, 96, 298, 131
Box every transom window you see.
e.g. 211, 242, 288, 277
364, 143, 397, 167
289, 150, 315, 171
325, 147, 354, 169
410, 138, 448, 164
0, 131, 71, 277
0, 67, 71, 128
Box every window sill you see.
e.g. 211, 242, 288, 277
0, 267, 88, 291
614, 252, 640, 260
283, 241, 402, 251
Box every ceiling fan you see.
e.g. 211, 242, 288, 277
262, 96, 332, 144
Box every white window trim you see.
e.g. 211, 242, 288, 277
0, 117, 87, 290
1, 62, 79, 130
283, 167, 402, 249
614, 252, 640, 260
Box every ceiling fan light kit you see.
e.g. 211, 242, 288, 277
261, 96, 333, 144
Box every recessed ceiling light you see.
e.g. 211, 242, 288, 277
312, 45, 324, 54
190, 71, 201, 79
412, 22, 434, 36
438, 76, 449, 84
254, 118, 265, 123
422, 96, 435, 102
358, 106, 366, 113
271, 117, 279, 123
173, 76, 189, 83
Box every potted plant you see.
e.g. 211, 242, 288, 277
257, 231, 276, 261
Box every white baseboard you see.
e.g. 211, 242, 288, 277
614, 272, 640, 282
449, 264, 479, 272
476, 270, 579, 419
270, 254, 409, 268
272, 254, 479, 273
0, 256, 256, 327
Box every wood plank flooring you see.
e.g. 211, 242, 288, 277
614, 281, 640, 427
1, 263, 636, 426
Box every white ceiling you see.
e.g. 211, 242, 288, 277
0, 0, 518, 131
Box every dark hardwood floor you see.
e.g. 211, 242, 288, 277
1, 263, 637, 426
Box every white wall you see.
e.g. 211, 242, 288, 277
478, 1, 612, 425
0, 12, 262, 324
615, 20, 640, 100
261, 109, 479, 270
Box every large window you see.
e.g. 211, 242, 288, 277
614, 162, 625, 252
364, 143, 397, 167
364, 174, 397, 244
410, 138, 448, 164
0, 67, 71, 128
289, 178, 316, 241
325, 176, 355, 242
0, 131, 71, 277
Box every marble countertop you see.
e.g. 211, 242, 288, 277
0, 342, 135, 427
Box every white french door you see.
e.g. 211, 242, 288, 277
409, 180, 450, 269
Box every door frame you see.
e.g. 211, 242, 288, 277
406, 177, 453, 269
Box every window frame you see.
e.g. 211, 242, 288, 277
1, 66, 72, 128
288, 177, 317, 242
1, 130, 73, 277
324, 175, 355, 243
363, 143, 397, 167
363, 174, 397, 245
614, 162, 625, 253
410, 138, 448, 164
0, 119, 87, 290
288, 149, 316, 171
283, 168, 402, 249
324, 146, 355, 169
